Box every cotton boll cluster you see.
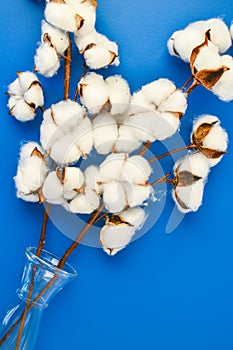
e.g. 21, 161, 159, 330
34, 21, 70, 77
100, 207, 146, 255
44, 0, 97, 34
172, 152, 209, 213
40, 100, 93, 164
74, 30, 119, 69
42, 165, 100, 213
168, 18, 231, 62
191, 115, 228, 167
14, 142, 48, 203
7, 71, 44, 121
127, 78, 187, 143
97, 154, 153, 213
168, 19, 233, 101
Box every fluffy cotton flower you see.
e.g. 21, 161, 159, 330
40, 100, 93, 164
42, 164, 100, 213
14, 142, 48, 203
191, 115, 228, 166
168, 18, 232, 62
34, 21, 70, 77
7, 71, 44, 121
97, 154, 153, 212
45, 0, 97, 34
127, 78, 187, 143
74, 30, 119, 69
100, 207, 146, 255
171, 153, 209, 213
79, 72, 130, 115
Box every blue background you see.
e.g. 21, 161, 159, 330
0, 0, 233, 349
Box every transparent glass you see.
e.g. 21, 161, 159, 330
0, 247, 77, 350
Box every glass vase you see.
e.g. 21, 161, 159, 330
0, 246, 77, 350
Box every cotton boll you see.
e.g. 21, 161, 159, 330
190, 18, 232, 54
45, 3, 79, 32
173, 180, 205, 213
10, 99, 36, 122
35, 43, 60, 78
121, 155, 152, 184
74, 30, 98, 52
84, 166, 101, 194
102, 181, 126, 213
73, 117, 93, 156
8, 78, 23, 97
97, 153, 127, 183
152, 111, 180, 141
105, 76, 131, 115
174, 153, 210, 180
119, 207, 146, 230
50, 135, 81, 164
84, 44, 119, 69
202, 123, 228, 166
79, 73, 109, 114
93, 112, 118, 154
42, 171, 64, 201
72, 3, 96, 36
115, 124, 141, 153
69, 188, 100, 214
18, 71, 39, 92
24, 84, 44, 108
170, 28, 205, 62
211, 55, 233, 102
142, 79, 176, 107
100, 224, 135, 255
125, 183, 152, 208
192, 114, 219, 132
7, 96, 21, 110
159, 90, 187, 115
63, 167, 84, 193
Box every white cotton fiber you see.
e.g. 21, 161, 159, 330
121, 155, 152, 184
42, 171, 63, 201
105, 76, 131, 115
84, 45, 118, 69
119, 207, 146, 230
159, 90, 187, 114
18, 71, 39, 92
100, 224, 135, 255
63, 167, 84, 192
10, 99, 36, 122
174, 152, 210, 180
142, 78, 176, 107
211, 55, 233, 102
8, 78, 23, 97
79, 73, 109, 114
72, 117, 93, 156
173, 180, 205, 213
127, 112, 158, 143
125, 183, 151, 208
41, 20, 69, 54
50, 135, 81, 164
97, 153, 126, 183
115, 124, 141, 153
45, 3, 79, 32
49, 100, 85, 128
93, 112, 118, 154
69, 188, 100, 214
151, 111, 180, 141
35, 43, 60, 78
24, 84, 44, 108
84, 165, 101, 194
102, 181, 126, 213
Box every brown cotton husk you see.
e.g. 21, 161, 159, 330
37, 187, 46, 204
199, 147, 227, 159
109, 51, 118, 65
28, 80, 43, 90
42, 33, 54, 48
50, 0, 65, 3
174, 170, 202, 187
192, 121, 217, 145
30, 147, 44, 159
194, 66, 229, 90
190, 30, 210, 75
107, 214, 132, 227
56, 167, 66, 184
79, 83, 87, 97
75, 14, 85, 30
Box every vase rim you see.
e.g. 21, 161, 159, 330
25, 246, 77, 279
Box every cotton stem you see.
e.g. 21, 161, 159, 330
148, 144, 195, 163
64, 34, 72, 101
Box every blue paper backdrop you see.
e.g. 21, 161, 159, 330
0, 0, 233, 349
